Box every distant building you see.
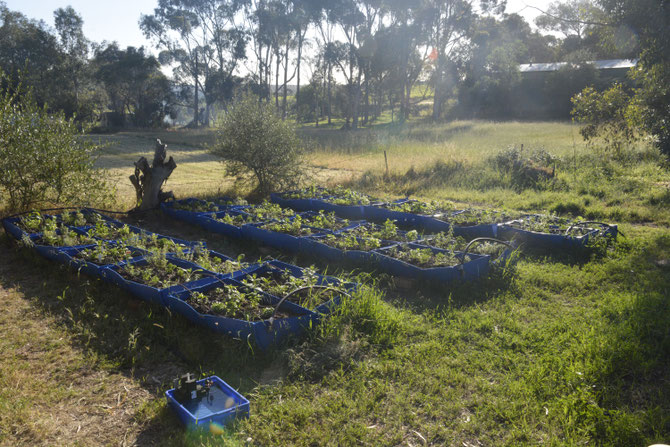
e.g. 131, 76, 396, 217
513, 59, 638, 119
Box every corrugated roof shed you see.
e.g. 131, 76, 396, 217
519, 59, 638, 73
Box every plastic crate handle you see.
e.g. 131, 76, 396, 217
459, 237, 516, 263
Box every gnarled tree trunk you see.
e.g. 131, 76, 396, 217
129, 139, 176, 211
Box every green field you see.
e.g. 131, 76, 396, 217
1, 120, 669, 446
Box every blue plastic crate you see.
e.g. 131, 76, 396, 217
373, 243, 491, 284
265, 260, 358, 314
302, 234, 395, 265
497, 218, 618, 252
165, 375, 250, 429
163, 278, 318, 349
270, 192, 316, 212
100, 256, 222, 305
57, 243, 147, 278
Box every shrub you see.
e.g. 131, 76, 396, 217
210, 94, 305, 195
571, 83, 642, 156
491, 146, 559, 191
0, 72, 110, 212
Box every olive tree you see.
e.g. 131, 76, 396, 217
210, 94, 305, 195
0, 73, 110, 212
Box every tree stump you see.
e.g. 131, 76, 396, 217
129, 139, 176, 211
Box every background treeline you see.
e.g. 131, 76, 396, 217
0, 0, 648, 128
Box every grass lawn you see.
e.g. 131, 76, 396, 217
1, 120, 669, 446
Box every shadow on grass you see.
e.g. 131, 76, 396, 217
0, 233, 306, 444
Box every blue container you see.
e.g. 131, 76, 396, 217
194, 210, 252, 239
497, 219, 618, 252
302, 235, 394, 265
163, 279, 318, 349
165, 375, 250, 429
2, 217, 32, 241
373, 243, 491, 284
57, 243, 148, 278
196, 250, 263, 280
100, 256, 221, 305
161, 199, 214, 224
452, 223, 498, 240
265, 260, 358, 314
270, 192, 315, 212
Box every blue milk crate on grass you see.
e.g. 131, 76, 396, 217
165, 375, 250, 429
100, 256, 221, 306
372, 243, 491, 284
497, 218, 618, 252
163, 277, 318, 349
264, 260, 358, 314
57, 243, 147, 278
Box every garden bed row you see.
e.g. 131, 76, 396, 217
270, 187, 618, 251
161, 199, 515, 285
2, 209, 355, 349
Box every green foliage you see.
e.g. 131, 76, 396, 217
210, 95, 305, 195
0, 72, 110, 211
491, 146, 560, 190
571, 83, 641, 156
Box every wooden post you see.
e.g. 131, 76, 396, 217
384, 150, 389, 178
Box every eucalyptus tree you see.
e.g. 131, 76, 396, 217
140, 0, 247, 127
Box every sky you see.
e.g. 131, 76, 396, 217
5, 0, 554, 54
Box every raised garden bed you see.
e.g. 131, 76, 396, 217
236, 261, 356, 314
163, 279, 318, 349
101, 255, 219, 305
497, 215, 618, 252
373, 243, 491, 283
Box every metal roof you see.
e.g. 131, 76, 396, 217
519, 59, 638, 73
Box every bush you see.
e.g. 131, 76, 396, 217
210, 94, 305, 195
491, 146, 559, 191
571, 83, 641, 156
0, 72, 110, 212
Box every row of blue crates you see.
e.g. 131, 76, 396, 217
161, 199, 512, 285
269, 191, 618, 251
2, 209, 355, 350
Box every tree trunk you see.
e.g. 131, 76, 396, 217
129, 139, 176, 211
296, 31, 303, 99
193, 50, 199, 128
282, 40, 289, 118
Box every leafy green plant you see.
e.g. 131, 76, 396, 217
72, 243, 136, 265
243, 202, 296, 222
210, 94, 305, 195
384, 245, 466, 268
446, 208, 522, 226
0, 71, 110, 211
216, 213, 254, 226
260, 215, 311, 236
189, 285, 279, 321
242, 267, 343, 310
120, 254, 204, 288
320, 233, 382, 251
344, 220, 419, 243
386, 199, 455, 215
303, 211, 349, 231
